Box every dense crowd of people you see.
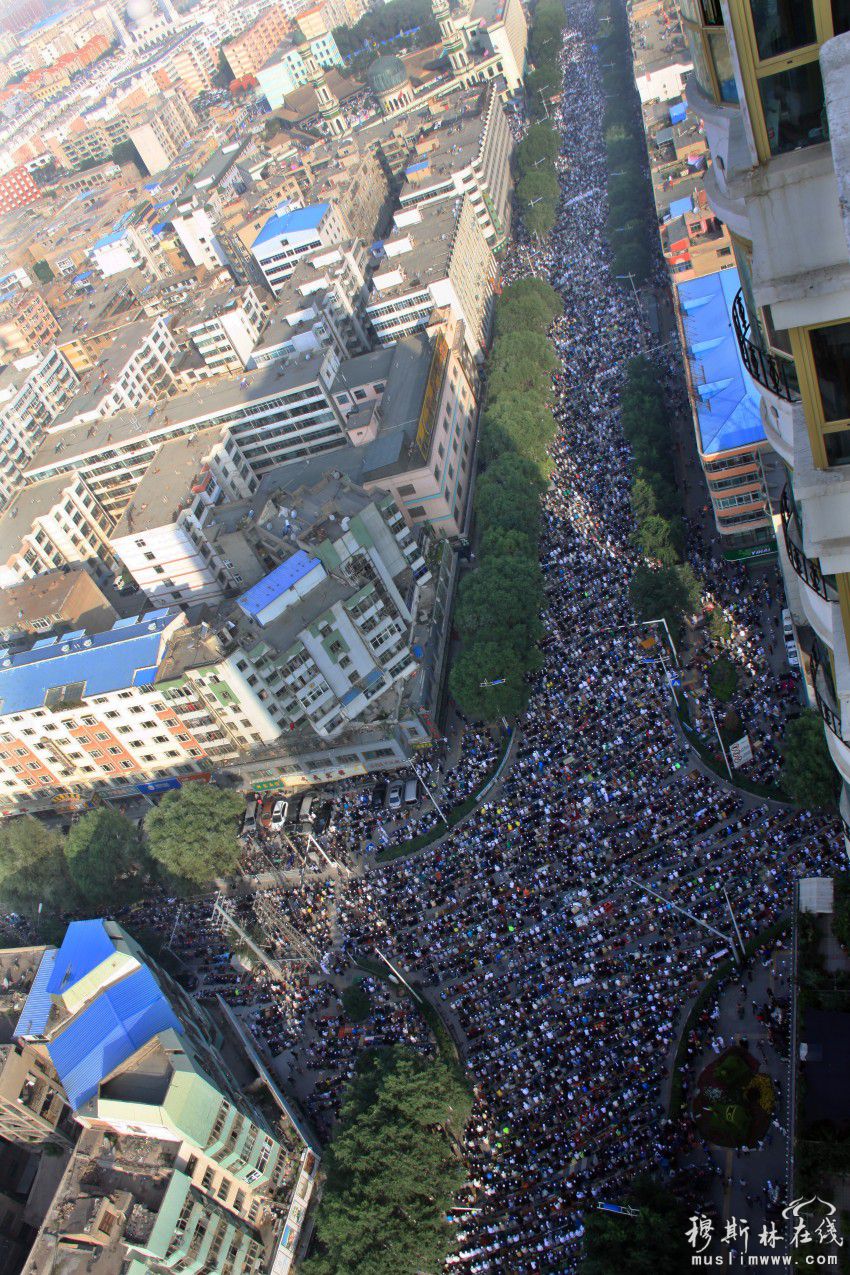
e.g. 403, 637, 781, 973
115, 4, 845, 1269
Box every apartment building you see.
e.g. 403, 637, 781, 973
0, 288, 59, 356
0, 165, 40, 215
223, 5, 291, 79
250, 200, 350, 294
89, 220, 169, 280
58, 115, 130, 171
397, 87, 513, 246
366, 196, 496, 361
252, 239, 371, 366
457, 0, 528, 93
0, 609, 276, 807
0, 346, 78, 509
676, 268, 773, 553
0, 566, 116, 644
255, 29, 343, 110
22, 346, 347, 517
0, 472, 115, 587
684, 3, 850, 840
181, 283, 268, 372
56, 316, 181, 426
15, 919, 316, 1275
110, 428, 258, 606
127, 91, 199, 176
167, 38, 217, 99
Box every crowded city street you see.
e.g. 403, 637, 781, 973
118, 2, 847, 1269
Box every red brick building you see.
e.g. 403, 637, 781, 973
0, 166, 40, 215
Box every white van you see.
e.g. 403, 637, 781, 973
242, 797, 258, 833
298, 793, 316, 823
403, 777, 419, 805
782, 609, 800, 669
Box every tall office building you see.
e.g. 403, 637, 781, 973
684, 4, 850, 845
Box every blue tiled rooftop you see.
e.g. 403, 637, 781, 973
680, 268, 765, 456
252, 202, 329, 249
237, 551, 320, 619
0, 610, 178, 716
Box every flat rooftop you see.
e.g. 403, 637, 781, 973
371, 201, 463, 297
0, 472, 75, 563
111, 428, 223, 538
26, 348, 328, 478
55, 318, 162, 424
0, 567, 115, 638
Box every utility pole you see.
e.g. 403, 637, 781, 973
624, 875, 738, 954
707, 698, 733, 780
723, 886, 747, 963
374, 947, 422, 1002
410, 760, 449, 825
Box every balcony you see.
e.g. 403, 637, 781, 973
780, 486, 836, 602
732, 290, 800, 403
811, 643, 846, 743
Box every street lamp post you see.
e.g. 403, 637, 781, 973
615, 272, 640, 305
409, 760, 449, 826
625, 874, 739, 957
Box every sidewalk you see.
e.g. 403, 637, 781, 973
677, 940, 792, 1264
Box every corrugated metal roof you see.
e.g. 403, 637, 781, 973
14, 949, 57, 1038
252, 202, 329, 249
47, 919, 114, 997
237, 551, 320, 620
47, 965, 183, 1111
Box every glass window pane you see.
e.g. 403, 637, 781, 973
833, 0, 850, 34
811, 321, 850, 423
687, 30, 715, 100
708, 31, 738, 102
758, 61, 827, 155
748, 0, 816, 59
824, 429, 850, 467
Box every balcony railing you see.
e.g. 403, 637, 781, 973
731, 289, 800, 403
779, 485, 837, 602
811, 644, 845, 741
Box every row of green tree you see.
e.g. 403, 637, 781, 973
449, 279, 562, 721
624, 355, 702, 637
332, 0, 439, 64
514, 120, 561, 239
303, 1047, 473, 1275
525, 0, 567, 120
597, 0, 653, 284
0, 784, 244, 927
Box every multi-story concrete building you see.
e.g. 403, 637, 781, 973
250, 200, 350, 295
396, 87, 513, 246
127, 90, 198, 176
0, 565, 116, 644
167, 37, 217, 99
0, 472, 115, 587
0, 288, 59, 356
22, 346, 347, 517
181, 284, 268, 373
88, 220, 169, 281
0, 165, 40, 215
0, 346, 78, 509
109, 427, 258, 606
252, 239, 371, 366
676, 268, 773, 554
255, 29, 343, 110
15, 919, 317, 1275
59, 115, 130, 170
223, 4, 291, 79
366, 196, 496, 361
684, 3, 850, 840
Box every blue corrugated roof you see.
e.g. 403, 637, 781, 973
92, 229, 126, 251
0, 611, 178, 716
405, 159, 429, 175
47, 965, 182, 1111
668, 195, 692, 218
47, 919, 115, 997
252, 202, 329, 249
237, 551, 320, 620
14, 949, 57, 1038
680, 268, 765, 456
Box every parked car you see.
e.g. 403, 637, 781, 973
387, 780, 404, 811
370, 782, 387, 809
782, 608, 800, 669
298, 792, 316, 823
403, 777, 419, 805
241, 797, 258, 834
269, 798, 288, 830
